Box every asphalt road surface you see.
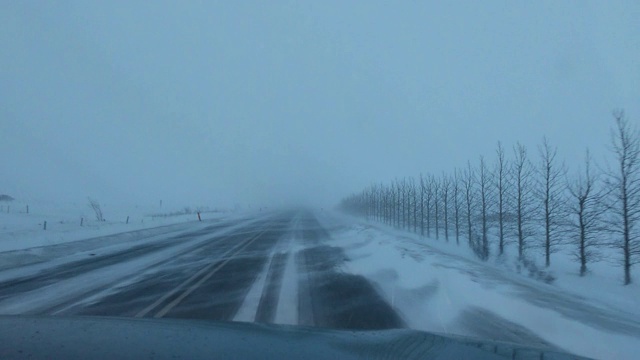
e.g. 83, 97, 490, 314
0, 210, 404, 330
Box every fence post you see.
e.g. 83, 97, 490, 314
26, 205, 29, 214
80, 217, 84, 226
126, 216, 129, 224
197, 212, 201, 221
43, 221, 47, 230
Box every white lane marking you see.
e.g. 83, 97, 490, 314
274, 249, 298, 325
134, 228, 266, 318
236, 214, 297, 323
153, 230, 265, 318
274, 215, 300, 325
233, 253, 273, 322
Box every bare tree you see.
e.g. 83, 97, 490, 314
478, 156, 491, 260
425, 176, 435, 237
400, 179, 407, 230
494, 142, 509, 255
604, 110, 640, 285
388, 185, 395, 226
382, 185, 392, 226
420, 174, 426, 236
512, 143, 537, 261
384, 186, 392, 226
88, 197, 104, 222
568, 150, 606, 276
452, 170, 462, 245
462, 161, 476, 246
434, 177, 440, 240
404, 178, 412, 231
374, 184, 381, 222
442, 174, 451, 242
376, 187, 382, 223
364, 186, 373, 221
537, 137, 567, 267
407, 179, 413, 231
396, 181, 401, 228
411, 178, 418, 233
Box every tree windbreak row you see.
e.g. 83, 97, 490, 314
339, 111, 640, 285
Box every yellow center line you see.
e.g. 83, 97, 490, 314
134, 228, 268, 318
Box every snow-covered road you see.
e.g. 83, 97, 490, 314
0, 210, 399, 331
1, 209, 636, 359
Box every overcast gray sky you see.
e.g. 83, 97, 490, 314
1, 1, 639, 209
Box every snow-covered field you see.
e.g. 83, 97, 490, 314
318, 212, 640, 360
0, 200, 231, 253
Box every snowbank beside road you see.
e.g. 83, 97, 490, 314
317, 211, 640, 360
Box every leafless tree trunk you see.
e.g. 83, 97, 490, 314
364, 186, 372, 221
407, 178, 414, 232
442, 174, 451, 242
605, 110, 640, 285
383, 187, 390, 226
426, 176, 434, 237
568, 150, 606, 276
420, 174, 426, 236
453, 170, 462, 245
463, 161, 475, 246
395, 181, 401, 228
426, 176, 435, 237
390, 184, 397, 227
513, 143, 536, 261
537, 137, 566, 267
380, 185, 389, 225
375, 185, 382, 222
376, 186, 381, 222
412, 178, 418, 233
400, 179, 407, 230
434, 177, 440, 240
478, 156, 491, 260
88, 198, 104, 222
494, 142, 509, 255
404, 179, 411, 231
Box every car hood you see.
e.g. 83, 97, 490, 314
0, 316, 588, 359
